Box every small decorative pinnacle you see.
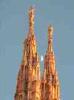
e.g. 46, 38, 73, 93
28, 6, 35, 35
48, 25, 53, 52
48, 25, 53, 38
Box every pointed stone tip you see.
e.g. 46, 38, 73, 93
48, 25, 53, 33
47, 25, 53, 52
29, 6, 35, 14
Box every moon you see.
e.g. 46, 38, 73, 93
40, 55, 44, 62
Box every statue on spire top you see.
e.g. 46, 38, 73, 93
28, 6, 35, 35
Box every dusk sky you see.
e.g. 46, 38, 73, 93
0, 0, 74, 100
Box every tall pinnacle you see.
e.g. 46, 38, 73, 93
14, 7, 41, 100
47, 25, 55, 74
48, 25, 53, 52
28, 6, 35, 35
41, 25, 60, 100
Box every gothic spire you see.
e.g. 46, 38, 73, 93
41, 25, 60, 100
14, 7, 41, 100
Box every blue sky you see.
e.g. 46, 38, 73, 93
0, 0, 74, 100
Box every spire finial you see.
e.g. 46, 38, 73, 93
28, 6, 35, 35
48, 25, 53, 52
